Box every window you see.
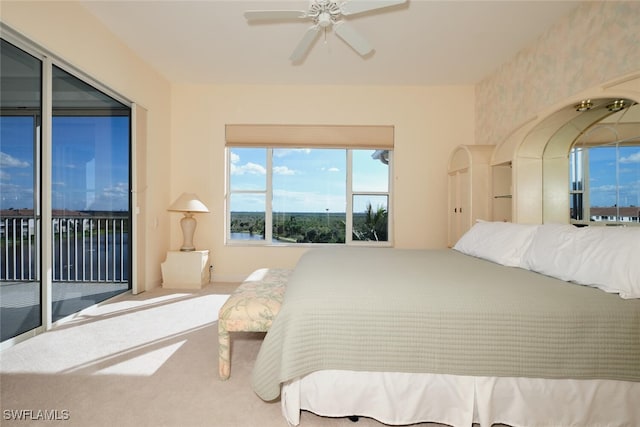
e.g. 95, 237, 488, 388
570, 143, 640, 225
227, 147, 392, 245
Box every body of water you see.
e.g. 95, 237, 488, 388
229, 232, 264, 241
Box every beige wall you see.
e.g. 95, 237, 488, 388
1, 1, 173, 290
171, 84, 475, 281
476, 1, 640, 147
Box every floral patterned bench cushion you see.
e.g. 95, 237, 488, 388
218, 268, 291, 380
219, 268, 291, 332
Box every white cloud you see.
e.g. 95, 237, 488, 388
230, 152, 240, 164
103, 182, 129, 198
273, 166, 296, 175
620, 152, 640, 164
230, 162, 266, 175
591, 184, 617, 192
84, 182, 129, 210
0, 152, 29, 168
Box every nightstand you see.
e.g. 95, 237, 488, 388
161, 250, 209, 289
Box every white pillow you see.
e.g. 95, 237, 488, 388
571, 226, 640, 299
453, 221, 539, 267
523, 225, 640, 299
521, 224, 580, 280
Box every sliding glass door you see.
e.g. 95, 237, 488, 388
0, 39, 42, 341
50, 66, 131, 322
1, 36, 132, 343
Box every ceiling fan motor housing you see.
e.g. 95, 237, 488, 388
310, 0, 342, 27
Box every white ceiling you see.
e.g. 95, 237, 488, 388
79, 0, 582, 86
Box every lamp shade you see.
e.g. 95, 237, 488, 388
168, 193, 209, 213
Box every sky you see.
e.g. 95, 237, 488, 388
588, 145, 640, 207
229, 147, 390, 213
0, 115, 130, 212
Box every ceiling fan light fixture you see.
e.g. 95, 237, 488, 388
318, 12, 333, 27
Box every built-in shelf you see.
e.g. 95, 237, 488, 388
491, 161, 512, 222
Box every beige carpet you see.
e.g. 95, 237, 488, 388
0, 284, 452, 427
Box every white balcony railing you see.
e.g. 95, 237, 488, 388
0, 215, 128, 283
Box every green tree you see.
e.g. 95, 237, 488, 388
354, 203, 387, 241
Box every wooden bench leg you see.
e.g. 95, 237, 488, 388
218, 323, 231, 380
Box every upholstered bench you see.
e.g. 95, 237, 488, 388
218, 268, 291, 380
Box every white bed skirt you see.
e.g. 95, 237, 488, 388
281, 370, 640, 427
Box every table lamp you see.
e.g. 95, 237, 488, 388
168, 192, 209, 251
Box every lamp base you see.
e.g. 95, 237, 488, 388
179, 213, 197, 252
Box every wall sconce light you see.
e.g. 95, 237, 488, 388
168, 192, 210, 251
574, 99, 594, 112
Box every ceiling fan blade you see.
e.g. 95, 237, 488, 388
340, 0, 407, 16
244, 10, 307, 21
290, 25, 321, 62
334, 22, 373, 56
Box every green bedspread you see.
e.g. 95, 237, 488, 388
252, 247, 640, 401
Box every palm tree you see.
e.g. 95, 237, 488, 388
364, 203, 387, 242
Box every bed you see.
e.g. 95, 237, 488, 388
251, 222, 640, 426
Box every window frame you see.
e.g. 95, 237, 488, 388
225, 146, 393, 246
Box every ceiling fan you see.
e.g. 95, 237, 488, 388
244, 0, 407, 62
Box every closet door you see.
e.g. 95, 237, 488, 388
458, 168, 471, 242
447, 145, 494, 247
447, 171, 459, 247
